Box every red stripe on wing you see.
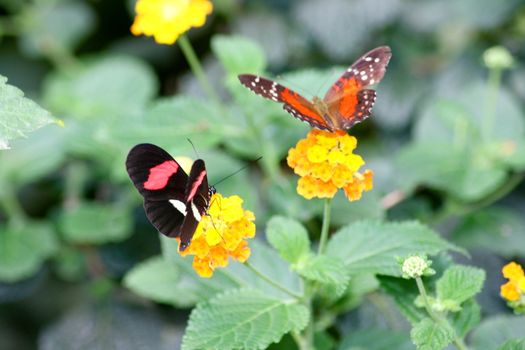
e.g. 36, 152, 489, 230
187, 170, 207, 202
143, 160, 180, 190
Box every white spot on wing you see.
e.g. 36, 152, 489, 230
191, 201, 202, 222
169, 200, 187, 216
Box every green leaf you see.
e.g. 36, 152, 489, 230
298, 255, 349, 295
160, 236, 241, 306
330, 274, 379, 312
326, 220, 463, 276
0, 75, 58, 149
227, 241, 303, 299
451, 299, 481, 338
58, 203, 133, 244
395, 141, 507, 201
39, 302, 175, 349
380, 276, 426, 324
266, 216, 310, 264
211, 35, 266, 75
0, 126, 66, 186
112, 96, 225, 149
411, 318, 455, 350
20, 1, 95, 56
451, 208, 525, 257
124, 256, 183, 305
43, 55, 157, 120
0, 222, 58, 282
339, 329, 413, 350
471, 315, 525, 350
182, 289, 309, 350
436, 265, 485, 309
498, 339, 525, 350
414, 83, 524, 143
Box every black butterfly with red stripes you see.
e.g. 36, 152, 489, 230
125, 143, 215, 251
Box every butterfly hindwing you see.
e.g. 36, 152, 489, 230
143, 199, 185, 238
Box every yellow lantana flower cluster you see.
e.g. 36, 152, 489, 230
131, 0, 213, 44
500, 262, 525, 310
287, 129, 373, 201
180, 193, 256, 278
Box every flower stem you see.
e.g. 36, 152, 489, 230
317, 198, 332, 255
244, 261, 303, 299
0, 187, 27, 229
415, 277, 470, 350
178, 34, 222, 106
482, 67, 502, 142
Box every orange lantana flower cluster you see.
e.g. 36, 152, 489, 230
179, 193, 255, 278
131, 0, 213, 44
500, 261, 525, 313
287, 129, 373, 201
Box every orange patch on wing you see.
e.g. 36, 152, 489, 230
338, 77, 359, 116
282, 89, 326, 125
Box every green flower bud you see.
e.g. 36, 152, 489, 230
483, 46, 514, 70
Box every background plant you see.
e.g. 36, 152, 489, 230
1, 0, 525, 349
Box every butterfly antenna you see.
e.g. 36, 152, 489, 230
187, 138, 200, 159
212, 156, 262, 187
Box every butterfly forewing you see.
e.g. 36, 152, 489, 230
324, 46, 392, 103
126, 143, 187, 201
238, 74, 330, 130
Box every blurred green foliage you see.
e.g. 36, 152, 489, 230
1, 0, 525, 349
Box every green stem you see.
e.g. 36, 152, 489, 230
178, 35, 222, 106
415, 277, 469, 350
482, 67, 502, 142
317, 198, 332, 255
244, 261, 303, 299
243, 110, 280, 181
0, 187, 27, 229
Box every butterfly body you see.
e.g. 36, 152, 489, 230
125, 143, 215, 251
238, 46, 391, 132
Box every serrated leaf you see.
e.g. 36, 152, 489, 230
124, 256, 182, 305
43, 55, 157, 120
380, 276, 426, 324
58, 203, 132, 244
436, 265, 485, 308
498, 339, 525, 350
471, 315, 525, 350
266, 216, 310, 264
411, 318, 455, 350
182, 289, 309, 350
451, 299, 481, 338
298, 255, 349, 295
211, 35, 266, 75
0, 222, 58, 282
0, 75, 57, 149
451, 208, 525, 257
339, 328, 413, 350
326, 220, 463, 276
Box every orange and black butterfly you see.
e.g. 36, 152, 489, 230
238, 46, 391, 131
